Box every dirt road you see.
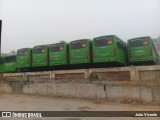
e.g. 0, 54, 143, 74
0, 94, 159, 120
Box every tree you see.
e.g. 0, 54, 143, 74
9, 50, 16, 55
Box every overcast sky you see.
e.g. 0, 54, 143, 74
0, 0, 160, 53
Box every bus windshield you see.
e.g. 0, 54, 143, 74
94, 36, 113, 47
129, 38, 149, 47
50, 43, 64, 52
33, 46, 45, 54
17, 49, 28, 56
71, 40, 87, 49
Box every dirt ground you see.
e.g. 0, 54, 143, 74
0, 94, 159, 120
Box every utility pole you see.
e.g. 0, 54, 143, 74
0, 20, 1, 54
0, 20, 2, 72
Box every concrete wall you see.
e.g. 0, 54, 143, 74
106, 85, 140, 99
94, 72, 130, 81
1, 65, 160, 104
139, 70, 160, 80
135, 65, 160, 80
0, 73, 3, 80
3, 65, 160, 81
0, 80, 160, 103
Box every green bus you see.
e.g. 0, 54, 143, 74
92, 35, 127, 65
17, 48, 32, 71
0, 57, 3, 72
3, 54, 17, 72
49, 42, 69, 66
69, 39, 92, 64
32, 45, 49, 67
127, 36, 159, 65
0, 54, 9, 72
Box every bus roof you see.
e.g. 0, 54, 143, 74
0, 53, 10, 57
70, 39, 91, 43
49, 42, 68, 46
128, 36, 151, 41
93, 35, 116, 39
33, 44, 50, 47
4, 54, 17, 57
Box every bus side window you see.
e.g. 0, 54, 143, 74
117, 41, 121, 48
11, 56, 16, 62
117, 40, 126, 51
117, 38, 121, 49
117, 41, 122, 49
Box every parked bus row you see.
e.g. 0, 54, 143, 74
0, 35, 159, 73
